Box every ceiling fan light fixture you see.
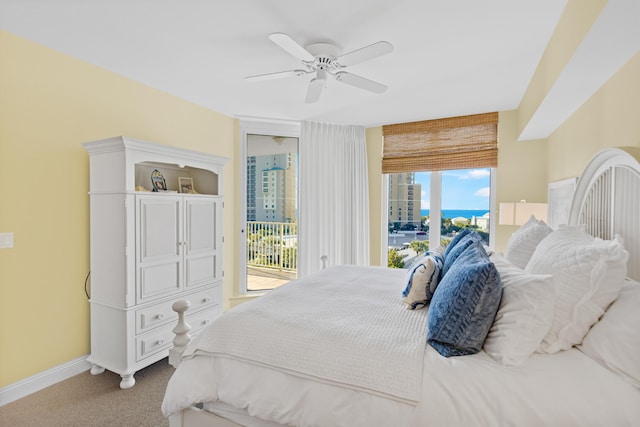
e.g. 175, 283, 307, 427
316, 69, 328, 82
247, 33, 392, 102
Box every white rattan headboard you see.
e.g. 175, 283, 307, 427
568, 147, 640, 281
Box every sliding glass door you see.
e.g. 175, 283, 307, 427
243, 133, 299, 291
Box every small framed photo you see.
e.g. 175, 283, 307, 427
151, 169, 167, 192
178, 177, 195, 194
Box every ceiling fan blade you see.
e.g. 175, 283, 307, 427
269, 33, 315, 62
336, 41, 393, 67
334, 71, 387, 94
245, 69, 307, 82
305, 73, 326, 103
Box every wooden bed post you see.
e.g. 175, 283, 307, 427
169, 300, 192, 368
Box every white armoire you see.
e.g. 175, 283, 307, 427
83, 136, 227, 388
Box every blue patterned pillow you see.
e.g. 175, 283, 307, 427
427, 241, 502, 357
443, 227, 474, 258
441, 229, 481, 277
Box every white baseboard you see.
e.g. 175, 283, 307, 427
0, 354, 91, 406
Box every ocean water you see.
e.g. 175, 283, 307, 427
420, 209, 489, 219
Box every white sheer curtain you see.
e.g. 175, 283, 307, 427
298, 121, 370, 277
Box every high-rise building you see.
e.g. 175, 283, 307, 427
388, 173, 422, 229
247, 156, 257, 221
247, 153, 296, 222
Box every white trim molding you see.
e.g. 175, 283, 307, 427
0, 355, 91, 406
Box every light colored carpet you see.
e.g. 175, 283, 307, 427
0, 358, 174, 426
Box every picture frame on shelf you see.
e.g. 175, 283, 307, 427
151, 169, 167, 192
178, 177, 196, 194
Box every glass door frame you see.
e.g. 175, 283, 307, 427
238, 117, 301, 294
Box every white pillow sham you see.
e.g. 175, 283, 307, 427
505, 215, 552, 269
579, 279, 640, 389
525, 226, 628, 353
484, 252, 555, 365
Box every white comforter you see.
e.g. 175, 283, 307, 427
180, 265, 427, 403
163, 347, 640, 426
162, 266, 640, 426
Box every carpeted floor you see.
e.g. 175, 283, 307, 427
0, 358, 174, 426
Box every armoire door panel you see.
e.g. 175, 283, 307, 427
139, 261, 181, 300
138, 198, 181, 262
185, 255, 216, 288
185, 200, 216, 254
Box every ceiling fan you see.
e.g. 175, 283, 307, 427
245, 33, 393, 103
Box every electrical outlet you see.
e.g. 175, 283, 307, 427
0, 232, 14, 248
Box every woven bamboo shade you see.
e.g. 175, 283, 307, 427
382, 112, 498, 173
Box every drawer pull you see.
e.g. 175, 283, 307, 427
156, 314, 164, 320
202, 297, 210, 304
157, 339, 164, 345
202, 320, 210, 326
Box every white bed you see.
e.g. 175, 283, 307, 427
162, 147, 640, 427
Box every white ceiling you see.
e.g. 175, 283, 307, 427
0, 0, 636, 135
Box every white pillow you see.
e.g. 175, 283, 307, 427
505, 215, 552, 269
402, 246, 444, 310
579, 279, 640, 389
484, 252, 555, 365
525, 226, 628, 353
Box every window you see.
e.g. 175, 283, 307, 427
382, 113, 498, 268
386, 168, 493, 268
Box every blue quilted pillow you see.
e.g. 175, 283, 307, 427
427, 241, 503, 357
443, 227, 474, 258
441, 229, 481, 277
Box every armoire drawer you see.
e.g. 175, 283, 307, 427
135, 305, 221, 362
187, 304, 222, 334
135, 285, 220, 334
136, 327, 175, 361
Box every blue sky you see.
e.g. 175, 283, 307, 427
414, 168, 490, 210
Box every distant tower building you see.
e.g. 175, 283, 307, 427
388, 173, 422, 229
247, 153, 296, 223
247, 156, 257, 221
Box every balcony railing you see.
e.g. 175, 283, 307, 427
246, 221, 298, 272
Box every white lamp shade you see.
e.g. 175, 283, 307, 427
499, 202, 547, 225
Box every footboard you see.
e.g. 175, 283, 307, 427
167, 300, 245, 427
169, 300, 193, 368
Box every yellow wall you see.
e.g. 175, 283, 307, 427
495, 58, 640, 251
502, 0, 640, 251
495, 112, 548, 251
0, 31, 236, 387
366, 127, 384, 266
548, 51, 640, 181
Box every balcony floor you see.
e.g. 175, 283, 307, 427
247, 266, 297, 291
